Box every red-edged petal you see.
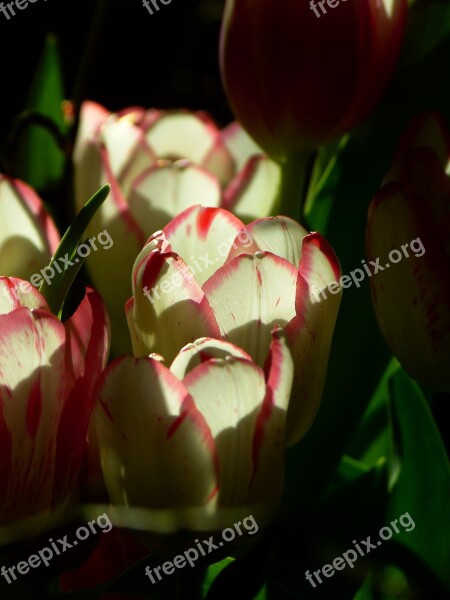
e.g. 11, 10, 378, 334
0, 175, 60, 278
128, 248, 221, 362
162, 205, 245, 285
94, 356, 218, 511
183, 356, 266, 506
0, 277, 49, 314
203, 252, 297, 366
170, 337, 252, 379
145, 111, 222, 165
250, 327, 293, 506
285, 233, 342, 445
226, 216, 308, 266
0, 309, 68, 541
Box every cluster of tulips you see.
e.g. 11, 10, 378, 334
1, 0, 448, 573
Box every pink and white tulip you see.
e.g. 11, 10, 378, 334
73, 102, 281, 352
127, 206, 342, 445
0, 174, 60, 279
95, 331, 292, 531
0, 278, 110, 544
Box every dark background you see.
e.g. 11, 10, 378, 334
0, 0, 232, 142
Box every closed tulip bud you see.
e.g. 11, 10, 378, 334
95, 330, 293, 531
366, 113, 450, 391
127, 206, 342, 445
73, 102, 281, 352
0, 174, 60, 278
220, 0, 407, 161
0, 278, 110, 544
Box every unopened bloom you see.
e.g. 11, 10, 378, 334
220, 0, 407, 160
73, 102, 281, 351
127, 206, 342, 445
0, 278, 110, 544
366, 113, 450, 391
95, 332, 293, 531
0, 174, 60, 279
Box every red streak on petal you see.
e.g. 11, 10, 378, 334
197, 208, 218, 239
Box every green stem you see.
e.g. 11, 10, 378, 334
278, 152, 314, 223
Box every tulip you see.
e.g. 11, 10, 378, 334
366, 113, 450, 391
0, 174, 60, 279
95, 330, 293, 531
220, 0, 408, 161
73, 102, 281, 352
0, 277, 110, 544
126, 205, 342, 445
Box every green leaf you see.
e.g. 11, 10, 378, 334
387, 369, 450, 591
39, 185, 110, 316
17, 35, 66, 190
202, 558, 234, 596
399, 1, 450, 68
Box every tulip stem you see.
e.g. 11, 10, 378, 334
279, 152, 314, 223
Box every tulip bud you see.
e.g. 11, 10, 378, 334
366, 114, 450, 391
73, 102, 281, 352
220, 0, 407, 161
127, 205, 342, 445
0, 278, 110, 544
95, 332, 293, 532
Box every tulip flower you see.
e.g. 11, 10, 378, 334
127, 206, 342, 445
366, 113, 450, 391
220, 0, 408, 161
0, 277, 110, 544
95, 330, 293, 531
73, 102, 281, 352
0, 174, 60, 279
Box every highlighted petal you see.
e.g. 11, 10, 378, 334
221, 122, 264, 171
0, 176, 60, 279
183, 357, 266, 505
203, 252, 297, 366
129, 162, 221, 234
146, 112, 222, 165
95, 356, 218, 510
170, 337, 252, 379
162, 205, 245, 285
227, 216, 308, 266
0, 309, 67, 533
0, 277, 48, 314
223, 156, 281, 221
128, 250, 221, 362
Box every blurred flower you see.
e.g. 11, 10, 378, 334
73, 102, 281, 352
95, 330, 293, 531
0, 278, 110, 544
0, 174, 60, 279
220, 0, 407, 161
366, 113, 450, 391
127, 206, 342, 445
